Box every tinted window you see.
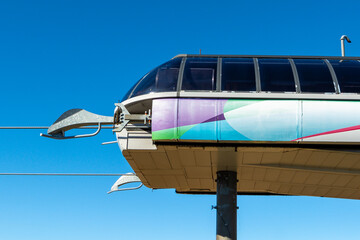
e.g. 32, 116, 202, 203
294, 59, 335, 93
131, 58, 182, 97
182, 58, 217, 91
156, 58, 181, 91
121, 85, 135, 101
330, 60, 360, 93
258, 59, 295, 92
221, 58, 256, 91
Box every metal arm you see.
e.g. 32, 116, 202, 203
107, 173, 143, 193
40, 123, 102, 140
113, 103, 151, 132
40, 104, 151, 140
40, 108, 113, 140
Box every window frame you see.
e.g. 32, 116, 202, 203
324, 59, 340, 94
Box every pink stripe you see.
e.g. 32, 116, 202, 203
292, 125, 360, 141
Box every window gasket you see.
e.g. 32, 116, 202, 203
176, 57, 186, 94
253, 58, 261, 92
289, 58, 301, 93
324, 59, 340, 94
216, 58, 222, 92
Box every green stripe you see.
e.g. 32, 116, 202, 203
223, 99, 263, 113
152, 124, 198, 140
152, 128, 177, 140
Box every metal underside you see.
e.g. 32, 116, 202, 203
118, 128, 360, 200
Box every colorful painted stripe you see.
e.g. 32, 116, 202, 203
152, 98, 360, 143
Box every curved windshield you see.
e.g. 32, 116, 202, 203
122, 57, 182, 101
121, 85, 135, 101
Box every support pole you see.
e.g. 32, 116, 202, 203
216, 171, 238, 240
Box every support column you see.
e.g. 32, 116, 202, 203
216, 171, 238, 240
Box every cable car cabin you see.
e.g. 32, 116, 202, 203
118, 54, 360, 199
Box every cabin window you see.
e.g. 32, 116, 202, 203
131, 58, 182, 98
121, 86, 134, 101
294, 59, 335, 93
182, 58, 217, 91
155, 58, 182, 91
329, 60, 360, 93
258, 59, 296, 92
221, 58, 256, 91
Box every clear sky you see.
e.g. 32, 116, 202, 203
1, 0, 360, 239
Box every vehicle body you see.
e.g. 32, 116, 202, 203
117, 54, 360, 199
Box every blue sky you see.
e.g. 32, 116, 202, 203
1, 0, 360, 239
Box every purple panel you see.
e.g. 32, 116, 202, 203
152, 99, 178, 131
178, 99, 217, 140
178, 99, 227, 127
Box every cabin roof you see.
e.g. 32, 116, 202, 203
122, 55, 360, 102
173, 54, 360, 60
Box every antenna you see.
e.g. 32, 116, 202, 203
340, 35, 351, 57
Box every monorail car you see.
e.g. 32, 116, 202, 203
44, 54, 360, 200
117, 54, 360, 199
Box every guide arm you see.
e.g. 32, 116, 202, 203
40, 108, 113, 139
108, 173, 143, 193
40, 104, 151, 140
